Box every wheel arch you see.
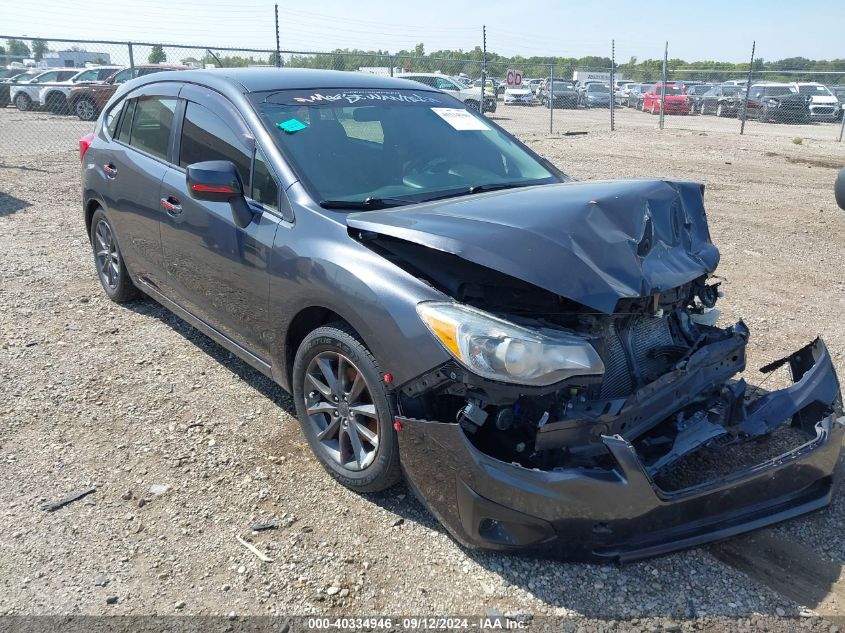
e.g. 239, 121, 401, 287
283, 305, 353, 390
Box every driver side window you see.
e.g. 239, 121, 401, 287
435, 77, 457, 91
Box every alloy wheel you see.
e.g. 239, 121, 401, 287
303, 351, 379, 471
94, 219, 120, 290
77, 99, 96, 121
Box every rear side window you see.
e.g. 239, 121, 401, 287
251, 149, 279, 211
117, 99, 136, 144
127, 96, 177, 160
179, 101, 251, 187
104, 99, 125, 137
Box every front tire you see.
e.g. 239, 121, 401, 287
75, 97, 98, 121
89, 209, 139, 303
465, 99, 480, 112
14, 93, 32, 111
293, 323, 401, 493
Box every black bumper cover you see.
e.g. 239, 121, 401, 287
397, 338, 844, 562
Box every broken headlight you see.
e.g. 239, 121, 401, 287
416, 301, 604, 386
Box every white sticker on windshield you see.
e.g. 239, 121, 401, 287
431, 107, 490, 131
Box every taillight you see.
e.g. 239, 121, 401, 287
79, 132, 94, 163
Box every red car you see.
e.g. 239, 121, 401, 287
642, 82, 692, 115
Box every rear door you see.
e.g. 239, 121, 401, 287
104, 83, 180, 288
158, 86, 282, 359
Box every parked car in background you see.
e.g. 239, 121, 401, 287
68, 65, 189, 121
642, 82, 691, 115
626, 83, 649, 109
580, 82, 611, 108
723, 79, 748, 87
0, 69, 40, 107
79, 67, 845, 561
0, 68, 21, 80
698, 84, 744, 117
831, 85, 845, 119
792, 83, 840, 121
538, 80, 579, 108
38, 65, 122, 114
11, 69, 78, 111
397, 72, 497, 113
686, 84, 715, 114
471, 78, 497, 97
526, 78, 544, 96
742, 83, 810, 124
503, 84, 534, 105
614, 82, 637, 106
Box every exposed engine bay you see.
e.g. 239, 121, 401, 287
363, 234, 840, 485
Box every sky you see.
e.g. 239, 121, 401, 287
3, 0, 843, 64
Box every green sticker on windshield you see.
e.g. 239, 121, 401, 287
277, 118, 308, 133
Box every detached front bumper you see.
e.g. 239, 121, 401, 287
397, 338, 844, 562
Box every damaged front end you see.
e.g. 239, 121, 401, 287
349, 179, 845, 560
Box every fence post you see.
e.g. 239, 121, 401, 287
480, 25, 487, 115
838, 104, 845, 141
740, 41, 755, 135
275, 3, 281, 67
659, 41, 667, 130
388, 55, 394, 77
128, 42, 135, 72
549, 64, 554, 134
610, 40, 615, 132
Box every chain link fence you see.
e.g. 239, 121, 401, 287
1, 35, 844, 159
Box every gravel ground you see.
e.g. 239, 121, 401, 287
1, 114, 845, 632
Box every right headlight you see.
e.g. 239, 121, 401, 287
416, 301, 604, 386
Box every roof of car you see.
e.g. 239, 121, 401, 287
133, 68, 438, 93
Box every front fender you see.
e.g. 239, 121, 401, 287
267, 205, 451, 391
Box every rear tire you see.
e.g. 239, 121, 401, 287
465, 99, 480, 112
89, 208, 139, 303
292, 323, 402, 493
45, 92, 68, 115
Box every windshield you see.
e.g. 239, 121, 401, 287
689, 85, 712, 94
798, 84, 833, 96
763, 87, 794, 96
657, 85, 685, 95
252, 89, 560, 206
722, 86, 741, 96
587, 84, 610, 93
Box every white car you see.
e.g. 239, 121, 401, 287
503, 85, 534, 105
11, 68, 77, 111
792, 82, 840, 121
396, 72, 497, 113
38, 66, 121, 113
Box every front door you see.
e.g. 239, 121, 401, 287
158, 93, 282, 359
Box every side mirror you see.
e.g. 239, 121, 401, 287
836, 167, 845, 212
186, 160, 254, 229
186, 160, 243, 202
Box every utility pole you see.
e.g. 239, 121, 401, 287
274, 4, 281, 68
659, 41, 667, 130
740, 40, 755, 135
480, 25, 487, 114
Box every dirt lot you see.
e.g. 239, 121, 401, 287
2, 108, 845, 631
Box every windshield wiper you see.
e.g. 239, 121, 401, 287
420, 182, 535, 203
319, 196, 417, 210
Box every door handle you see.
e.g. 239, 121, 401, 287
160, 196, 182, 216
103, 163, 117, 178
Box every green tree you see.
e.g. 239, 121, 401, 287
6, 38, 30, 59
31, 39, 48, 62
148, 44, 167, 64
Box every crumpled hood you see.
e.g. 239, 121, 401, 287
347, 179, 719, 314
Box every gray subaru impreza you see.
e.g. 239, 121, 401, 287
80, 68, 844, 561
